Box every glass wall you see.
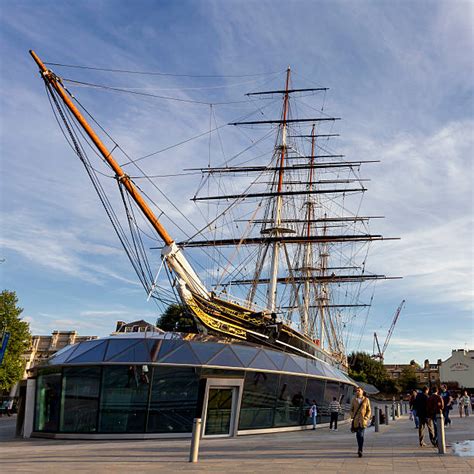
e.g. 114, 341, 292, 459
60, 367, 100, 432
99, 365, 150, 433
34, 364, 354, 435
274, 374, 306, 427
147, 366, 199, 433
305, 377, 326, 424
35, 370, 62, 432
238, 371, 279, 430
323, 381, 341, 423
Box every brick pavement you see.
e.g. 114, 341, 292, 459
0, 412, 473, 472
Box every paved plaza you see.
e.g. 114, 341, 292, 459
0, 412, 473, 472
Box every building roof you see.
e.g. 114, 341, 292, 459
40, 333, 354, 385
357, 381, 380, 395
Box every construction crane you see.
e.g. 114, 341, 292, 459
372, 299, 405, 362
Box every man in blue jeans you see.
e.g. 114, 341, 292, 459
440, 385, 453, 426
350, 387, 372, 457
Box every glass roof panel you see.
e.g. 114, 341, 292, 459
289, 355, 307, 373
190, 342, 224, 364
262, 349, 286, 371
48, 345, 79, 365
230, 345, 259, 367
157, 339, 185, 360
68, 341, 108, 363
110, 340, 152, 362
281, 354, 305, 374
144, 339, 162, 361
206, 346, 244, 368
104, 339, 140, 361
248, 349, 279, 371
159, 342, 201, 365
64, 339, 103, 362
320, 363, 335, 378
306, 359, 326, 377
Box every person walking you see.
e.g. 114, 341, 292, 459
458, 393, 464, 418
6, 398, 13, 417
440, 384, 453, 426
459, 391, 470, 417
414, 386, 435, 447
409, 389, 419, 429
309, 400, 318, 430
329, 397, 341, 431
426, 386, 444, 447
350, 387, 371, 458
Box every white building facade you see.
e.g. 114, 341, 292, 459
439, 349, 474, 388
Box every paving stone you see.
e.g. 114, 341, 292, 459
1, 413, 473, 472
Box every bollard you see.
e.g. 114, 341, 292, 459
189, 417, 202, 463
385, 405, 389, 425
436, 413, 446, 454
392, 403, 396, 421
396, 403, 400, 418
374, 406, 379, 432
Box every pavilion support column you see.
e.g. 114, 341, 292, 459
22, 378, 36, 438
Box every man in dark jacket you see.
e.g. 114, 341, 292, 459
414, 386, 435, 447
426, 386, 444, 447
440, 384, 453, 426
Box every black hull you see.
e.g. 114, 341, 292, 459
185, 293, 345, 368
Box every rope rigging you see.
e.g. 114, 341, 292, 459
44, 77, 174, 309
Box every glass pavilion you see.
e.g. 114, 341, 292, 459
31, 333, 356, 438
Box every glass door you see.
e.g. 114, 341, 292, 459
204, 387, 235, 436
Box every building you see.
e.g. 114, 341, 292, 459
22, 330, 97, 377
114, 320, 162, 333
21, 332, 356, 439
439, 349, 474, 389
385, 359, 440, 387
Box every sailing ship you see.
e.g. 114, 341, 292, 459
30, 51, 397, 371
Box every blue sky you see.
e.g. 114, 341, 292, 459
0, 0, 472, 364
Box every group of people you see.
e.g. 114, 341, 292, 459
409, 384, 471, 448
309, 384, 472, 458
308, 396, 342, 431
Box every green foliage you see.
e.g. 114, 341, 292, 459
156, 304, 198, 333
348, 351, 392, 392
0, 290, 31, 391
399, 364, 418, 391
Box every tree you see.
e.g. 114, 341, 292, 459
0, 290, 31, 391
348, 351, 392, 392
399, 365, 418, 391
156, 304, 198, 333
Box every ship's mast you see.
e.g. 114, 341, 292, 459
29, 50, 208, 299
301, 124, 317, 335
268, 67, 291, 312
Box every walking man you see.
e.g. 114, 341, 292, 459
350, 387, 371, 458
309, 400, 318, 430
440, 384, 453, 426
426, 386, 444, 447
329, 396, 341, 431
459, 391, 470, 417
414, 386, 435, 447
409, 389, 419, 428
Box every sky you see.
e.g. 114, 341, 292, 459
0, 0, 473, 365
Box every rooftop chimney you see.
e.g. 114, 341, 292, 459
116, 321, 126, 332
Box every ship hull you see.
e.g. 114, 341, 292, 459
186, 293, 345, 368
